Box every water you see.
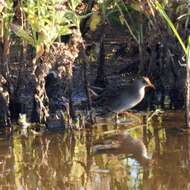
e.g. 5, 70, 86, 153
0, 111, 189, 190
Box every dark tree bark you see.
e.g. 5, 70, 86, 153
94, 35, 107, 88
80, 0, 95, 36
0, 75, 11, 128
1, 35, 10, 78
31, 59, 49, 123
186, 41, 190, 128
82, 43, 92, 110
138, 15, 146, 75
81, 42, 94, 124
31, 29, 82, 125
67, 62, 76, 126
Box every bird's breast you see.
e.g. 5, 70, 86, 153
112, 88, 145, 112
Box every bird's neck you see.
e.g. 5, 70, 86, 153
139, 86, 146, 98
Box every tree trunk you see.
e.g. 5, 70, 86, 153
0, 31, 11, 128
31, 59, 49, 123
67, 62, 75, 126
186, 37, 190, 128
1, 35, 10, 78
81, 42, 93, 124
0, 75, 11, 128
138, 15, 145, 75
94, 35, 107, 88
80, 0, 94, 36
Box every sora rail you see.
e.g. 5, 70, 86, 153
94, 77, 155, 119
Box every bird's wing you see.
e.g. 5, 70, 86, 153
94, 85, 131, 105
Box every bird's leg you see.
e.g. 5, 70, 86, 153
114, 113, 119, 124
123, 111, 142, 123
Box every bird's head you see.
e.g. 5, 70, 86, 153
141, 77, 155, 89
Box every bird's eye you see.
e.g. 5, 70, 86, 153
143, 79, 147, 84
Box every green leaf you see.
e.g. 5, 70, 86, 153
41, 25, 58, 44
79, 12, 92, 20
11, 24, 35, 46
155, 2, 187, 55
70, 0, 81, 10
58, 26, 72, 36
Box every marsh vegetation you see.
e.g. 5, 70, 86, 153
0, 0, 190, 189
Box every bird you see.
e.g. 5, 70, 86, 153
92, 130, 152, 166
94, 77, 155, 120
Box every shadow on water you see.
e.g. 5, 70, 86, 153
0, 111, 190, 190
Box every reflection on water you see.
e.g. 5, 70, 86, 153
0, 111, 190, 190
92, 129, 151, 166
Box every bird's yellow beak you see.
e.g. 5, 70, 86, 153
143, 77, 155, 89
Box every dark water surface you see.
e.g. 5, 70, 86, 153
0, 111, 189, 190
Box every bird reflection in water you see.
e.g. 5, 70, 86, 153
92, 129, 152, 166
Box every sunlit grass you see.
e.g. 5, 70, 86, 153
154, 1, 187, 55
